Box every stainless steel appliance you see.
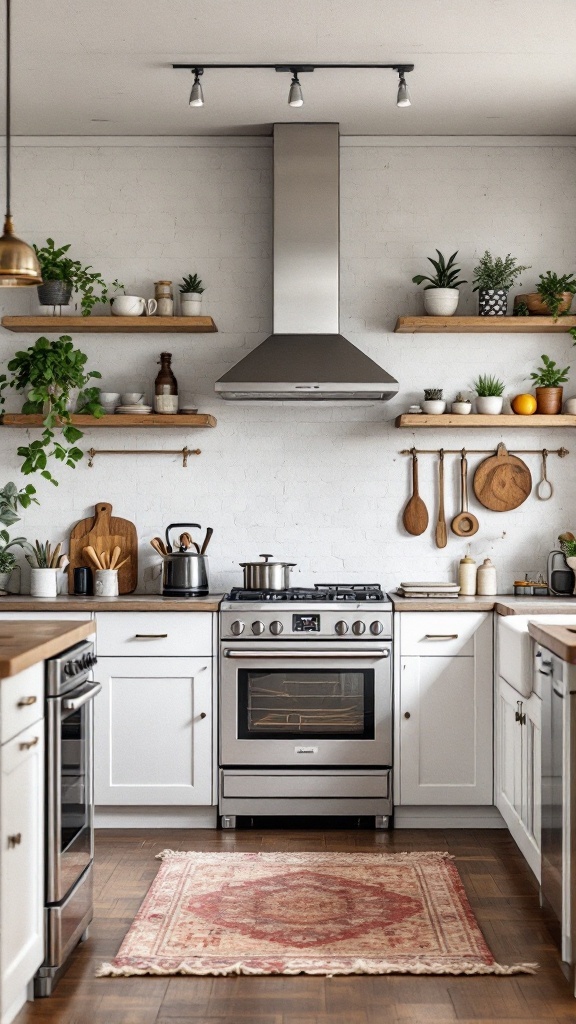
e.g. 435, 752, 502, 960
162, 522, 209, 596
219, 584, 393, 828
35, 640, 100, 996
538, 639, 576, 979
548, 550, 575, 596
215, 124, 399, 402
239, 554, 296, 591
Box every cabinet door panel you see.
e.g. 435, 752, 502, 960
400, 654, 492, 805
95, 657, 212, 806
496, 678, 523, 823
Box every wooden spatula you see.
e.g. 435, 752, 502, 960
402, 451, 429, 536
435, 450, 447, 548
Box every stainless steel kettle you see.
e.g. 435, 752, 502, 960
162, 523, 209, 596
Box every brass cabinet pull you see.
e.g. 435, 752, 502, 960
134, 633, 169, 639
17, 695, 37, 707
19, 736, 39, 751
404, 711, 411, 719
424, 634, 459, 640
199, 712, 207, 719
7, 833, 21, 848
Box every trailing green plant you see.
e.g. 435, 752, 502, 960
0, 550, 17, 574
179, 273, 204, 294
412, 250, 466, 290
529, 353, 570, 389
472, 374, 505, 398
514, 300, 530, 316
25, 540, 68, 569
536, 271, 576, 321
0, 481, 38, 572
0, 336, 104, 486
424, 389, 443, 401
32, 238, 109, 316
472, 251, 530, 291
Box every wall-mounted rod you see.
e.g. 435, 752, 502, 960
400, 446, 569, 458
87, 447, 201, 468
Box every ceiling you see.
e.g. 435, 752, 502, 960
4, 0, 576, 136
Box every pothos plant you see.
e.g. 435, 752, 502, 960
32, 238, 109, 316
0, 336, 104, 486
0, 481, 38, 574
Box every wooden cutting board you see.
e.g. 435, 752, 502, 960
473, 443, 532, 512
68, 502, 138, 593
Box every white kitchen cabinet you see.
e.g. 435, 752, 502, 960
495, 674, 541, 878
0, 678, 44, 1024
397, 612, 493, 806
94, 656, 213, 806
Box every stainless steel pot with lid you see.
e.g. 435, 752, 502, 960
239, 554, 296, 591
162, 522, 209, 596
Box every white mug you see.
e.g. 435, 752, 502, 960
111, 295, 157, 317
94, 569, 119, 597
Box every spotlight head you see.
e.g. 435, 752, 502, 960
288, 72, 304, 107
189, 67, 204, 107
396, 71, 411, 108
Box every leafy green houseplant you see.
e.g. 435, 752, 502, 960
179, 273, 205, 316
412, 250, 467, 317
0, 481, 38, 587
0, 335, 104, 485
533, 272, 576, 320
472, 252, 530, 316
33, 238, 109, 316
559, 536, 576, 593
529, 354, 570, 414
472, 374, 506, 415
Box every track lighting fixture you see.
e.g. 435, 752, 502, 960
189, 68, 204, 107
173, 63, 415, 111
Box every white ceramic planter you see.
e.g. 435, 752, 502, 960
94, 569, 119, 597
30, 567, 58, 598
0, 570, 11, 592
451, 402, 472, 415
564, 397, 576, 414
421, 400, 446, 414
567, 558, 576, 594
476, 396, 503, 415
423, 288, 459, 316
180, 295, 202, 316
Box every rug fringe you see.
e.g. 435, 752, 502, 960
96, 958, 538, 978
155, 849, 456, 863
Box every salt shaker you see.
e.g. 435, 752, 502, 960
477, 557, 497, 596
458, 548, 477, 596
154, 281, 174, 317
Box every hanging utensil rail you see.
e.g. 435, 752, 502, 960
87, 446, 201, 468
399, 446, 569, 457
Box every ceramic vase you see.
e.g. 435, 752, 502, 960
476, 396, 503, 415
423, 288, 459, 316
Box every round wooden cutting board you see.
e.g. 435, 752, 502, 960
473, 443, 532, 512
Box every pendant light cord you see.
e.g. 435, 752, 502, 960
5, 0, 11, 219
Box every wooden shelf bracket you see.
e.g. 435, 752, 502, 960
87, 446, 201, 468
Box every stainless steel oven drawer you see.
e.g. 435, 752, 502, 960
221, 769, 390, 800
45, 862, 93, 968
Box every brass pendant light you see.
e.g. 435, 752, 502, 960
0, 0, 40, 285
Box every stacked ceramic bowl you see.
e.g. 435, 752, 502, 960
99, 392, 152, 414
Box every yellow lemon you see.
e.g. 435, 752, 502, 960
512, 393, 537, 415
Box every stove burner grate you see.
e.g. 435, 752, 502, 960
226, 584, 385, 602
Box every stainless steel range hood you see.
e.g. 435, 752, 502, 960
215, 123, 398, 402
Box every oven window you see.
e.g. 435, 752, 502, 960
238, 669, 374, 740
61, 706, 89, 851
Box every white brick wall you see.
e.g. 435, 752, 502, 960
1, 138, 575, 595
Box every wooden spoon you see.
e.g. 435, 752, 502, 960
451, 453, 479, 537
83, 545, 103, 570
402, 451, 429, 536
435, 450, 447, 548
200, 527, 213, 555
110, 546, 122, 569
150, 538, 166, 558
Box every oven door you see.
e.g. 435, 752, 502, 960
220, 642, 391, 766
46, 681, 101, 904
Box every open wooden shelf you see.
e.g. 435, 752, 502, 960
1, 413, 217, 428
396, 414, 576, 428
395, 315, 576, 334
1, 316, 217, 334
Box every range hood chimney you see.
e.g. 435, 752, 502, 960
215, 123, 399, 402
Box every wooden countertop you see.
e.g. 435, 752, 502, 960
390, 593, 576, 615
0, 594, 224, 612
528, 622, 576, 664
0, 620, 95, 677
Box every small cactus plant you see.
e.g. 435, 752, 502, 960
454, 392, 471, 404
424, 388, 443, 401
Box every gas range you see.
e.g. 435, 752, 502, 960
220, 583, 392, 640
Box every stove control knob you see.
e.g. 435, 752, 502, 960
63, 662, 73, 676
269, 620, 283, 635
251, 620, 265, 635
352, 620, 366, 635
370, 620, 384, 635
230, 620, 245, 636
335, 620, 349, 635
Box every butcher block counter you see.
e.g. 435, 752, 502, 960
0, 619, 95, 677
528, 621, 576, 664
0, 594, 224, 612
390, 593, 576, 615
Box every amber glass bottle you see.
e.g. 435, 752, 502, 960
154, 352, 178, 414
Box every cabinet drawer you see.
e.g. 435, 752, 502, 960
95, 612, 213, 657
399, 612, 489, 656
1, 664, 44, 745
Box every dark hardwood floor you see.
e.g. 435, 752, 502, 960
15, 827, 576, 1024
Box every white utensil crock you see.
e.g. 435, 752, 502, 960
94, 569, 119, 597
423, 288, 459, 316
30, 567, 58, 597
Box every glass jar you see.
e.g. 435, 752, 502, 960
154, 280, 174, 317
154, 352, 178, 414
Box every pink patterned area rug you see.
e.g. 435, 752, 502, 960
98, 850, 537, 978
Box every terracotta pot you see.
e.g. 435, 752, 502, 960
536, 386, 563, 414
515, 292, 573, 316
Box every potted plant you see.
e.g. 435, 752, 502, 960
0, 481, 37, 590
33, 238, 109, 316
179, 273, 204, 315
411, 250, 467, 316
472, 251, 530, 316
559, 537, 576, 594
451, 392, 472, 415
472, 374, 505, 414
421, 389, 446, 414
0, 335, 104, 485
529, 354, 570, 414
25, 540, 68, 598
515, 271, 576, 319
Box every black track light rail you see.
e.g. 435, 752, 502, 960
173, 63, 414, 73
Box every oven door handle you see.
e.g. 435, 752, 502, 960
223, 649, 389, 659
62, 682, 102, 711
